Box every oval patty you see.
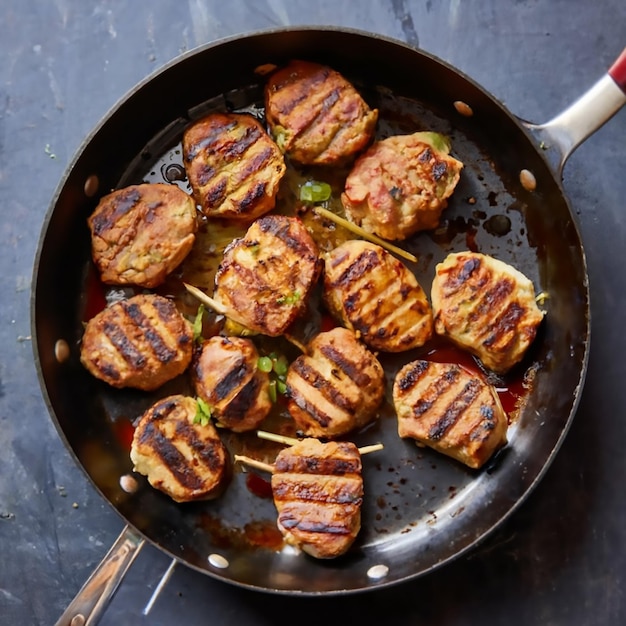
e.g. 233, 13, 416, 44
183, 112, 286, 220
88, 182, 197, 288
265, 60, 378, 165
431, 251, 545, 374
214, 215, 321, 336
286, 327, 385, 438
193, 336, 272, 433
80, 293, 193, 391
130, 394, 229, 503
323, 240, 433, 352
393, 360, 508, 469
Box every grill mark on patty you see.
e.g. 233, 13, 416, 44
274, 452, 361, 476
184, 120, 239, 161
318, 344, 371, 387
273, 478, 362, 504
257, 215, 317, 259
219, 374, 262, 424
483, 301, 526, 348
277, 510, 355, 534
411, 366, 461, 418
140, 420, 206, 491
123, 301, 177, 363
330, 248, 381, 291
220, 124, 263, 160
212, 355, 248, 401
289, 386, 333, 427
428, 378, 482, 441
102, 321, 146, 369
90, 188, 142, 236
396, 359, 430, 392
232, 145, 274, 187
290, 359, 354, 414
238, 181, 267, 213
273, 67, 333, 116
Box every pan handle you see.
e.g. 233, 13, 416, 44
525, 47, 626, 174
55, 525, 145, 626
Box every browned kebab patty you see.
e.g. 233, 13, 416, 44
87, 183, 198, 288
342, 132, 464, 240
431, 251, 545, 374
264, 59, 378, 165
271, 438, 364, 559
214, 214, 321, 336
130, 394, 229, 502
323, 239, 433, 352
192, 336, 272, 433
393, 360, 508, 469
182, 112, 286, 220
286, 327, 385, 438
80, 293, 193, 391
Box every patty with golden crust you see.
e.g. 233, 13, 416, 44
431, 251, 545, 374
342, 132, 463, 240
265, 60, 378, 166
88, 183, 197, 288
80, 294, 193, 391
130, 394, 229, 503
183, 112, 286, 220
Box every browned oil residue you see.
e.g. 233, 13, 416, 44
83, 265, 107, 321
199, 513, 283, 551
243, 520, 284, 551
246, 472, 273, 499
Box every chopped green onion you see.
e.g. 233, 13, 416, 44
300, 180, 332, 203
258, 356, 273, 373
276, 380, 287, 395
273, 355, 289, 377
268, 380, 277, 403
414, 131, 451, 154
276, 290, 301, 305
194, 397, 213, 426
192, 304, 205, 343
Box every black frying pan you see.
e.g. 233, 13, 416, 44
31, 27, 626, 624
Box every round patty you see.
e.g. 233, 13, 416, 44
265, 60, 378, 166
183, 112, 286, 220
80, 293, 193, 391
342, 132, 463, 240
192, 336, 272, 433
88, 183, 197, 288
130, 394, 229, 503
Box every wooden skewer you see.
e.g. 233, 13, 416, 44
183, 282, 229, 316
234, 454, 275, 474
256, 430, 383, 455
313, 206, 418, 264
183, 283, 307, 353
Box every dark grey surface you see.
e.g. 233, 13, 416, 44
1, 1, 625, 624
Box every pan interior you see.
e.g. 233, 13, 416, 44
32, 29, 588, 594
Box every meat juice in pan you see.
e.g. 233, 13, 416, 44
77, 80, 540, 556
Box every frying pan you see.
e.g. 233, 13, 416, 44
31, 27, 626, 624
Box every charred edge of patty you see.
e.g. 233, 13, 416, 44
89, 188, 142, 236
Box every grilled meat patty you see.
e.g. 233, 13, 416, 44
192, 336, 272, 433
286, 327, 385, 438
393, 360, 508, 469
323, 240, 433, 352
130, 394, 229, 502
342, 132, 463, 240
214, 214, 321, 336
271, 438, 363, 559
88, 183, 197, 288
431, 251, 545, 374
80, 294, 193, 391
264, 60, 378, 166
182, 112, 286, 221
